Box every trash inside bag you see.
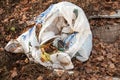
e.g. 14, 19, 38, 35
5, 1, 92, 70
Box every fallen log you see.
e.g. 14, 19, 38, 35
89, 10, 120, 19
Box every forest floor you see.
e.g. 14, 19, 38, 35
0, 0, 120, 80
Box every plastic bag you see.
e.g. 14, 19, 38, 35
5, 1, 92, 70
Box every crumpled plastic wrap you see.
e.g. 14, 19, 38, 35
5, 1, 92, 70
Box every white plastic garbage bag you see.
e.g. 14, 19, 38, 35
5, 1, 92, 70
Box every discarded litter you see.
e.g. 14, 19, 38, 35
5, 2, 92, 70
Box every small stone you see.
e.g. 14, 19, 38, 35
10, 27, 16, 31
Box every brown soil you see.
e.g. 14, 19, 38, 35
0, 0, 120, 80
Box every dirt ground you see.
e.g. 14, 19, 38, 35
0, 0, 120, 80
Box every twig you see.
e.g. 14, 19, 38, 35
88, 10, 120, 19
89, 15, 120, 19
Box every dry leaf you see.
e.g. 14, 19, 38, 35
74, 71, 79, 77
5, 35, 11, 41
37, 76, 43, 80
101, 63, 108, 68
97, 56, 104, 61
86, 68, 92, 73
90, 77, 97, 80
20, 0, 29, 4
22, 7, 29, 12
10, 67, 18, 78
22, 14, 27, 21
3, 18, 9, 23
0, 47, 4, 52
109, 63, 115, 69
111, 58, 116, 63
105, 76, 113, 80
0, 8, 4, 14
24, 58, 29, 63
107, 53, 113, 59
110, 11, 116, 15
26, 21, 35, 27
31, 0, 37, 3
75, 77, 80, 80
18, 21, 24, 24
